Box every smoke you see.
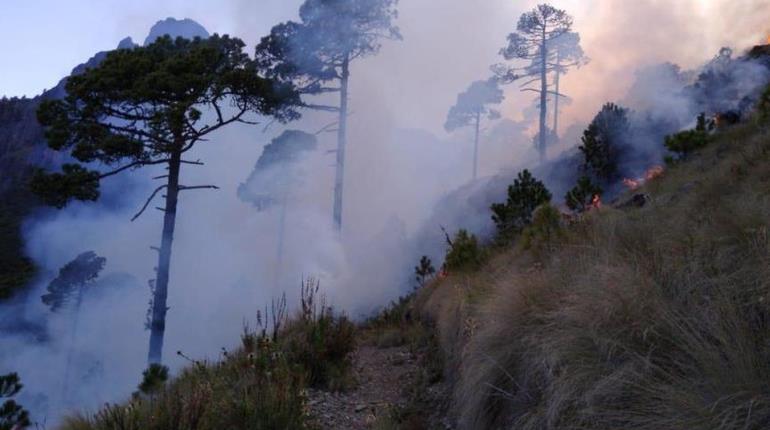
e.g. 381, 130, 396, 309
2, 0, 770, 426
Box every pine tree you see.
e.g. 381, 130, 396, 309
445, 79, 504, 180
414, 255, 436, 288
0, 373, 29, 430
494, 4, 575, 161
33, 35, 300, 365
579, 103, 630, 184
565, 176, 602, 213
491, 169, 552, 238
256, 0, 401, 231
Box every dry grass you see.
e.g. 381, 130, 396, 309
60, 280, 356, 430
420, 121, 770, 429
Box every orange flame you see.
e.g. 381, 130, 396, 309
623, 178, 641, 191
645, 165, 664, 181
623, 165, 664, 191
766, 35, 770, 45
590, 194, 602, 210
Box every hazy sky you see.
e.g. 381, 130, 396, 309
2, 0, 768, 129
0, 0, 303, 97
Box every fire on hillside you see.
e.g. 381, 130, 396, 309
623, 165, 665, 191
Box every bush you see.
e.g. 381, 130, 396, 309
444, 229, 485, 272
137, 364, 169, 395
579, 103, 630, 183
283, 278, 356, 391
664, 113, 711, 162
521, 204, 563, 251
491, 170, 552, 240
565, 176, 602, 214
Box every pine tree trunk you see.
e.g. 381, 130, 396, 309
147, 146, 182, 365
274, 191, 288, 289
60, 285, 85, 404
553, 58, 561, 136
333, 54, 350, 232
538, 27, 549, 163
473, 112, 480, 180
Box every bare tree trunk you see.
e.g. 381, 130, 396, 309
333, 53, 350, 232
60, 285, 84, 405
273, 191, 288, 289
147, 145, 182, 365
538, 27, 549, 163
553, 57, 561, 137
473, 111, 480, 180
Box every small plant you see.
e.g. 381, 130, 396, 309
137, 364, 169, 395
664, 113, 711, 162
491, 169, 552, 240
443, 229, 485, 272
0, 373, 30, 430
414, 256, 436, 288
565, 176, 603, 213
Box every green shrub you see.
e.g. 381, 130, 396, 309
491, 169, 552, 240
565, 176, 602, 214
664, 113, 711, 162
444, 229, 486, 272
137, 364, 169, 395
521, 204, 563, 251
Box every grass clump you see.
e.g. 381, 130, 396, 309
283, 278, 356, 391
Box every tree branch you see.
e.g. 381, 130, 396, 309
99, 158, 169, 180
131, 185, 168, 222
302, 103, 341, 113
179, 185, 220, 192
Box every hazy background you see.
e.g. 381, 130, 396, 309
1, 0, 769, 425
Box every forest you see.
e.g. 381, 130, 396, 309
2, 1, 770, 429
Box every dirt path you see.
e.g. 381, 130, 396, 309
306, 344, 422, 429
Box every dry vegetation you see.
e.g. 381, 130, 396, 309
60, 279, 355, 430
417, 119, 770, 429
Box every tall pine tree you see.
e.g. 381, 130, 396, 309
255, 0, 401, 231
33, 35, 300, 365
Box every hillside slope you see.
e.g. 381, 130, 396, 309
416, 117, 770, 429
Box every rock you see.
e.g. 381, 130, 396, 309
144, 18, 210, 46
117, 37, 137, 50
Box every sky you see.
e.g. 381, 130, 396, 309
3, 0, 768, 134
0, 0, 302, 97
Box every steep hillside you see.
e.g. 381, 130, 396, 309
416, 115, 770, 428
